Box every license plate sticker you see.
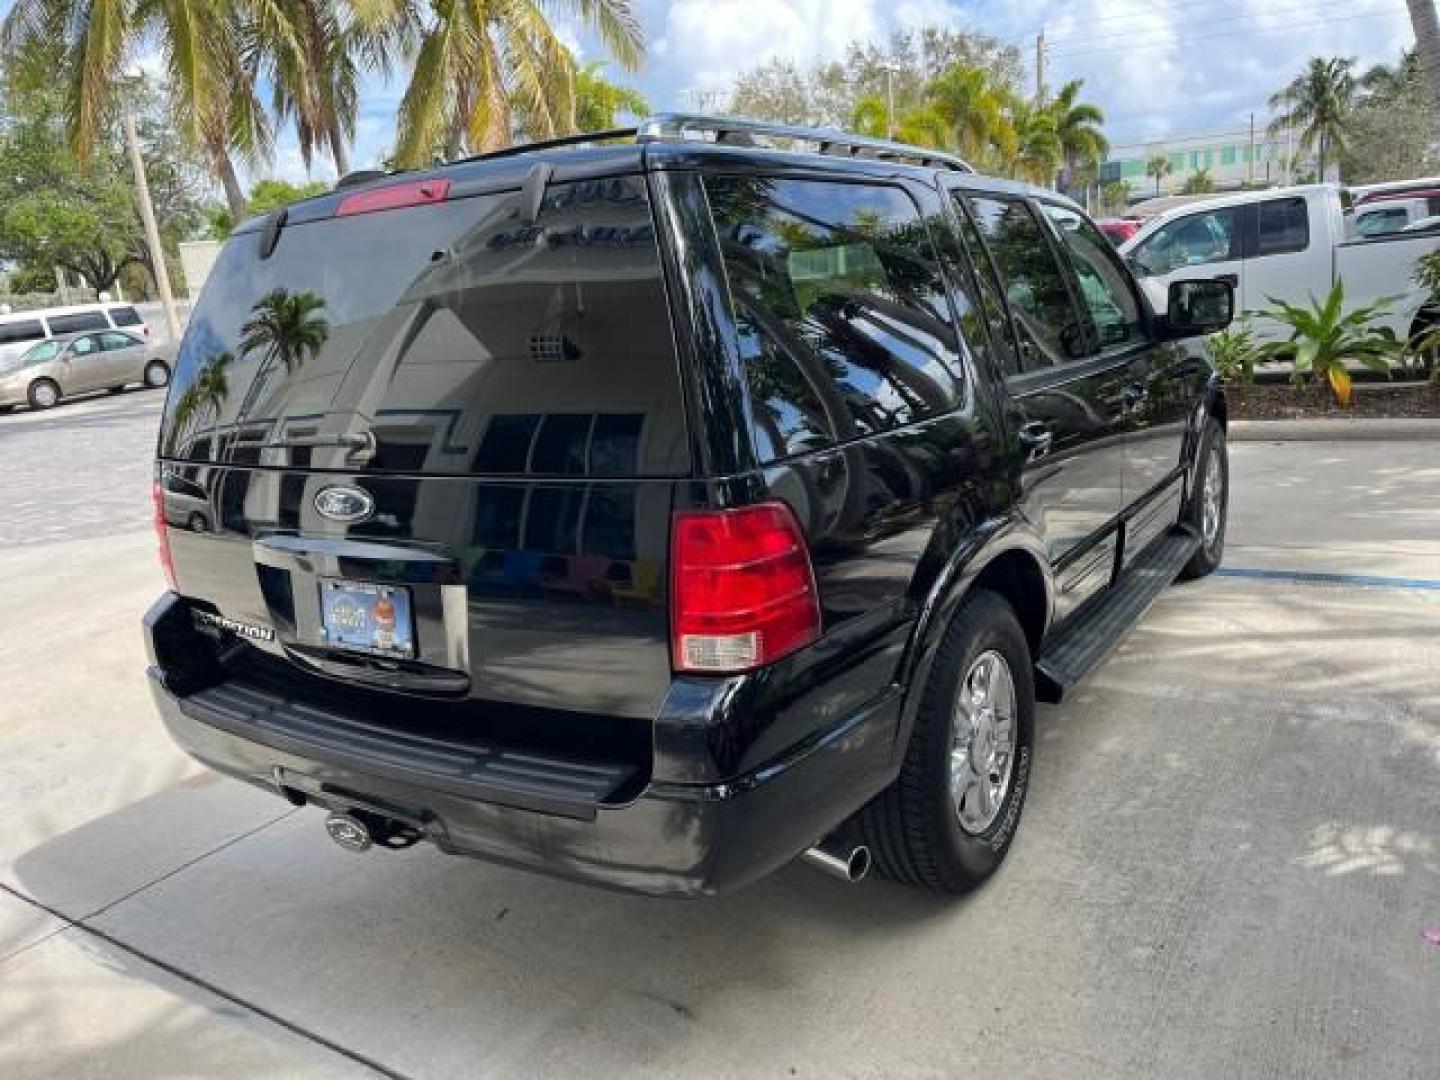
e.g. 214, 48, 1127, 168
319, 579, 415, 659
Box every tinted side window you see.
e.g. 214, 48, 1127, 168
965, 195, 1084, 369
1132, 208, 1240, 274
950, 195, 1022, 378
705, 175, 964, 462
48, 312, 109, 334
1256, 198, 1309, 255
100, 332, 139, 350
1042, 204, 1144, 353
109, 306, 143, 327
0, 320, 45, 345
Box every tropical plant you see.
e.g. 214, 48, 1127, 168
573, 62, 648, 132
1145, 153, 1172, 196
393, 0, 644, 166
1047, 78, 1107, 186
1006, 98, 1059, 184
1100, 179, 1132, 215
1408, 248, 1440, 381
1255, 282, 1403, 405
1182, 168, 1216, 195
244, 0, 401, 177
1269, 57, 1358, 181
206, 178, 330, 239
928, 65, 1011, 161
0, 1, 264, 221
1205, 321, 1258, 385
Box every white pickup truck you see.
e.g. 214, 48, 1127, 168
1119, 184, 1440, 342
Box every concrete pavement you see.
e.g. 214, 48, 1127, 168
0, 398, 1436, 1079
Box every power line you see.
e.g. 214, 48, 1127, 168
1042, 0, 1397, 39
1048, 9, 1409, 59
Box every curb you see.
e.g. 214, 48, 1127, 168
1229, 418, 1440, 442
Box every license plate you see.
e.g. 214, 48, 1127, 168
319, 579, 415, 659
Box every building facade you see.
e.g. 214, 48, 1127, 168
1099, 127, 1316, 202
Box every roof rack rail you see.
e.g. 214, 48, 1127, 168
636, 113, 974, 173
450, 126, 638, 166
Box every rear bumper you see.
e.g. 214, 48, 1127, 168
145, 599, 900, 897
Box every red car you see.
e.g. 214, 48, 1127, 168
1096, 218, 1143, 246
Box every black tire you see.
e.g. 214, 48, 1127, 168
857, 589, 1035, 894
187, 512, 208, 533
1178, 417, 1228, 580
27, 378, 60, 410
144, 360, 170, 389
0, 404, 14, 415
107, 385, 127, 394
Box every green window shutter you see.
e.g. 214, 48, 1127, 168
1221, 146, 1237, 165
1170, 152, 1184, 170
1204, 149, 1213, 167
1189, 150, 1200, 169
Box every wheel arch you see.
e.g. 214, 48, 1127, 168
893, 522, 1051, 754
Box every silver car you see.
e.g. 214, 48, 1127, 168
0, 330, 171, 411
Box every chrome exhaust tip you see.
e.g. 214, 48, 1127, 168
802, 838, 872, 882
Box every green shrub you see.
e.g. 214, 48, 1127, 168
1205, 322, 1258, 385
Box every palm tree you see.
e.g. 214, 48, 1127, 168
1405, 0, 1440, 143
0, 0, 261, 222
1362, 50, 1421, 102
393, 0, 644, 167
1006, 98, 1059, 185
1047, 79, 1108, 188
1145, 153, 1173, 196
245, 0, 415, 177
194, 351, 233, 433
1269, 57, 1357, 182
573, 61, 648, 132
928, 65, 1009, 162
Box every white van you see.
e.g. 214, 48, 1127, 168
0, 303, 149, 366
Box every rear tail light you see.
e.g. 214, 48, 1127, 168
670, 502, 821, 674
336, 178, 450, 217
152, 481, 177, 589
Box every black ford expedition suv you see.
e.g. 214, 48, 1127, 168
144, 116, 1233, 896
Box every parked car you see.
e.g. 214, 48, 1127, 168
1348, 196, 1440, 238
1402, 214, 1440, 233
1096, 217, 1143, 246
0, 302, 149, 367
1120, 184, 1440, 342
143, 114, 1233, 897
0, 329, 171, 411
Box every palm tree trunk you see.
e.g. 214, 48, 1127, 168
1408, 0, 1440, 143
327, 113, 351, 177
214, 147, 247, 223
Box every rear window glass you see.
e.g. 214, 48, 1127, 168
109, 306, 143, 327
0, 320, 45, 345
47, 311, 108, 334
161, 175, 688, 477
1256, 197, 1309, 255
704, 175, 964, 463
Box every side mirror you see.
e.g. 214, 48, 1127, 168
1163, 278, 1233, 339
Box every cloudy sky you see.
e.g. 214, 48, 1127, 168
2, 0, 1419, 182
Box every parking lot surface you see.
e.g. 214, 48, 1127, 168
1, 392, 1436, 1079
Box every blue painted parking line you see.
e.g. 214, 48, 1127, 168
1215, 568, 1440, 592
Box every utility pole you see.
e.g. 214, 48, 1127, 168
1035, 29, 1046, 103
121, 93, 181, 344
1247, 113, 1256, 187
882, 62, 898, 140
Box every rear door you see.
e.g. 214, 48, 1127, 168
953, 189, 1127, 623
98, 331, 143, 385
157, 171, 691, 719
1242, 195, 1326, 339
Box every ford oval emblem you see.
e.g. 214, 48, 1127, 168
314, 484, 375, 523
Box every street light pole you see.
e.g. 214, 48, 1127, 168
121, 96, 181, 344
